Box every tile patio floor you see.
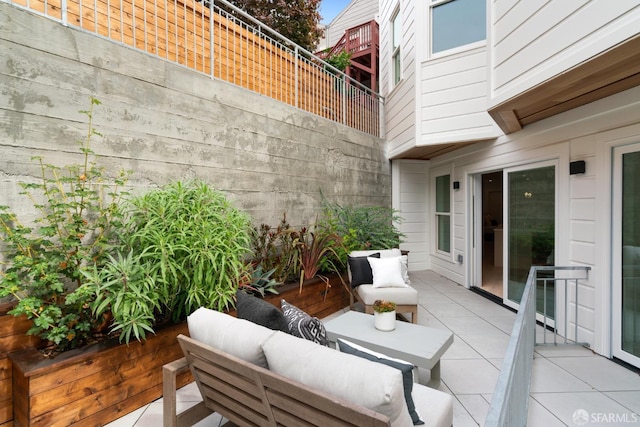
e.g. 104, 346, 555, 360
106, 270, 640, 427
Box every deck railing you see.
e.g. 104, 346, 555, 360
3, 0, 383, 136
485, 265, 591, 426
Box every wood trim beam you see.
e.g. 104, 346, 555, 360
489, 34, 640, 134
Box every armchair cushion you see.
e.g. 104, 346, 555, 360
356, 285, 419, 306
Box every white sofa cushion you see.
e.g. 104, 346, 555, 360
187, 307, 276, 368
262, 331, 413, 426
412, 384, 454, 427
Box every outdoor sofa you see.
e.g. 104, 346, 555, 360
163, 307, 453, 427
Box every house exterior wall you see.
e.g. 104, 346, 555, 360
489, 1, 640, 106
394, 87, 640, 356
419, 45, 501, 145
392, 160, 430, 271
380, 0, 418, 155
383, 0, 640, 363
322, 0, 379, 49
0, 3, 391, 232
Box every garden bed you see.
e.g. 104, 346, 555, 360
4, 272, 349, 426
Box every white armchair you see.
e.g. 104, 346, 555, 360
347, 249, 419, 323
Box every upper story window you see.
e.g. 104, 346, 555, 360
391, 8, 401, 86
435, 174, 451, 254
431, 0, 486, 54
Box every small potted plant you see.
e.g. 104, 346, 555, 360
373, 299, 397, 331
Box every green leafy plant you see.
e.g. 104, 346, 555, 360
373, 299, 396, 313
324, 50, 351, 73
237, 264, 279, 297
117, 180, 253, 318
0, 97, 129, 351
321, 195, 405, 256
77, 250, 159, 343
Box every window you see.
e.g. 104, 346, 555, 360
391, 8, 401, 86
431, 0, 486, 54
435, 174, 451, 253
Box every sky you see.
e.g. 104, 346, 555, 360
320, 0, 352, 24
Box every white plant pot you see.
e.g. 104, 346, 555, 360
374, 310, 396, 331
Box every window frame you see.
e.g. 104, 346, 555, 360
435, 173, 451, 255
430, 0, 487, 56
391, 6, 402, 87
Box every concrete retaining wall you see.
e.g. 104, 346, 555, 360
0, 3, 390, 229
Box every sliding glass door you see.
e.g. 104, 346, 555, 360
613, 144, 640, 368
503, 163, 556, 317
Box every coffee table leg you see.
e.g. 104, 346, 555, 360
427, 360, 441, 388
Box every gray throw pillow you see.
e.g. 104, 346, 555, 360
281, 299, 329, 346
338, 338, 425, 425
236, 290, 287, 331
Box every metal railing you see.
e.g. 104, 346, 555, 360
535, 266, 591, 346
485, 265, 591, 426
3, 0, 383, 136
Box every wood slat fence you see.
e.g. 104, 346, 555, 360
4, 0, 382, 136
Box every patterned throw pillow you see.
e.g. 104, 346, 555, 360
280, 300, 329, 346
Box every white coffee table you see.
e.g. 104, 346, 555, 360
323, 311, 453, 388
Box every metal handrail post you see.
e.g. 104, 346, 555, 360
294, 46, 299, 109
210, 0, 215, 79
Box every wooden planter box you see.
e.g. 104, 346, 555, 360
4, 272, 349, 427
9, 322, 192, 427
266, 272, 350, 319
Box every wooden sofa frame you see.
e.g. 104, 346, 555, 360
163, 334, 391, 427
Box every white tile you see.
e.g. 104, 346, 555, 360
437, 315, 505, 337
550, 356, 640, 391
104, 406, 146, 427
531, 392, 638, 426
457, 334, 510, 359
441, 336, 483, 360
530, 356, 592, 393
482, 314, 517, 334
456, 394, 491, 426
534, 344, 597, 358
441, 359, 500, 394
603, 391, 640, 415
424, 302, 476, 318
527, 396, 565, 427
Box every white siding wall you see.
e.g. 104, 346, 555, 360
393, 160, 430, 271
421, 85, 640, 355
323, 0, 379, 48
381, 0, 418, 154
420, 46, 501, 145
489, 0, 640, 106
